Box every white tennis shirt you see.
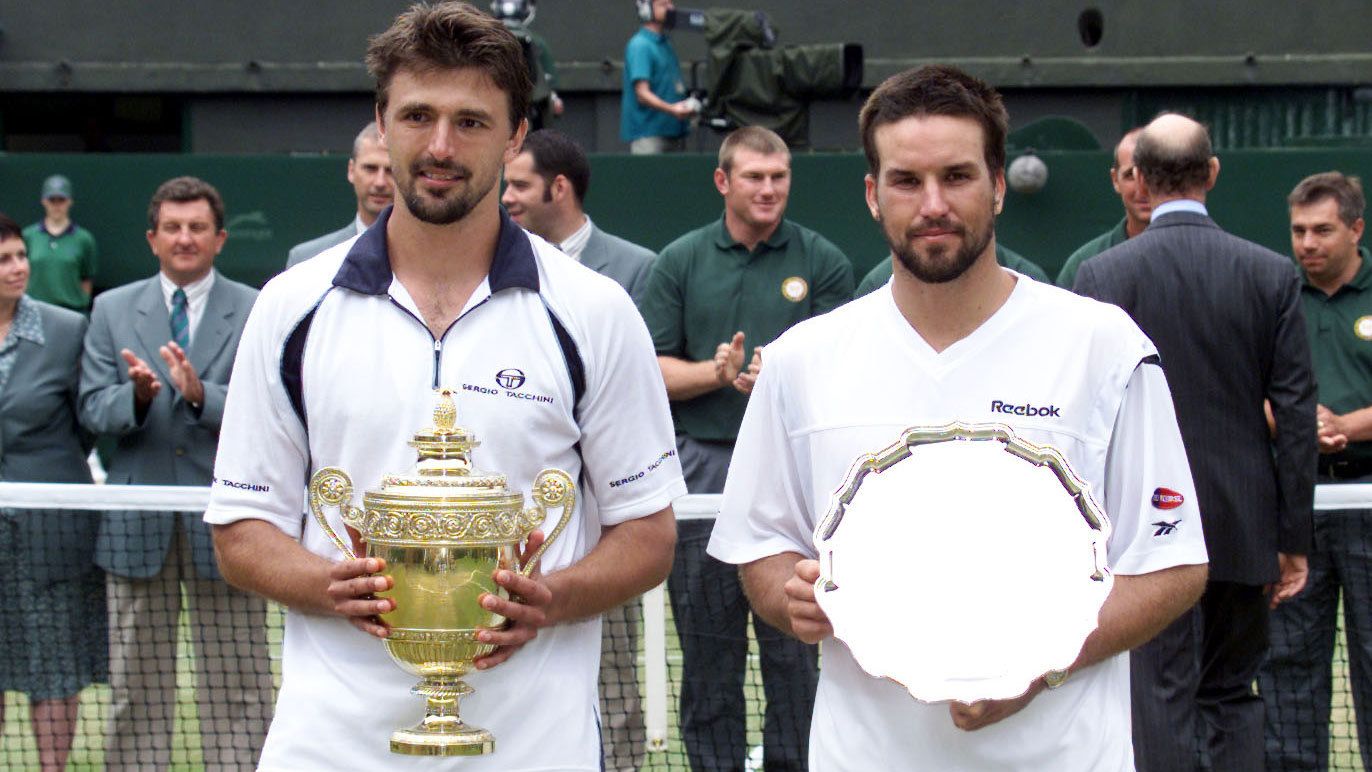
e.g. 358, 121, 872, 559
708, 274, 1209, 771
205, 207, 685, 770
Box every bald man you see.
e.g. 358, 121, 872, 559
1075, 113, 1316, 772
285, 122, 393, 268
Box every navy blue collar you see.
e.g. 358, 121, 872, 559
332, 205, 540, 296
37, 221, 77, 238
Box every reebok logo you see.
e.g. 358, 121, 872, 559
1152, 520, 1181, 537
990, 400, 1061, 418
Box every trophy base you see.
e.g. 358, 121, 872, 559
390, 721, 495, 756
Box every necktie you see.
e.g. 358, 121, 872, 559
170, 288, 190, 349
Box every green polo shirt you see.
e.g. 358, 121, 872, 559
1303, 247, 1372, 466
1056, 218, 1129, 289
852, 243, 1049, 298
640, 217, 854, 441
22, 221, 97, 311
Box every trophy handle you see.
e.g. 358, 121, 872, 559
309, 467, 364, 560
519, 469, 577, 578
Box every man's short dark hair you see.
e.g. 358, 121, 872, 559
366, 1, 532, 134
858, 64, 1008, 178
1132, 112, 1214, 196
147, 176, 225, 232
521, 129, 591, 205
0, 213, 21, 243
1289, 171, 1365, 226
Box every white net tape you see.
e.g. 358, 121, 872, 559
0, 483, 1361, 756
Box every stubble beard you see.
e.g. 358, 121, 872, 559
888, 209, 994, 285
398, 158, 491, 226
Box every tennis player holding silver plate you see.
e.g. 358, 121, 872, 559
813, 422, 1113, 706
705, 65, 1209, 771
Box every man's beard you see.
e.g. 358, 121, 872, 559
398, 158, 491, 225
887, 213, 994, 284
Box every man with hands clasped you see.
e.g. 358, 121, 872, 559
1258, 171, 1372, 771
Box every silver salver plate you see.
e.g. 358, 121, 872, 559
813, 422, 1113, 704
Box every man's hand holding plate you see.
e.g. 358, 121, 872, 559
786, 559, 834, 644
948, 681, 1044, 731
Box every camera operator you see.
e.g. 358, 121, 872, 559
621, 0, 697, 154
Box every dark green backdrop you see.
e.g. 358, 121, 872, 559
3, 148, 1371, 292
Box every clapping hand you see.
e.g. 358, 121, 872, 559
714, 332, 746, 389
121, 349, 162, 409
159, 341, 205, 407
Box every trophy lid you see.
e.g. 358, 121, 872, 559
369, 388, 516, 502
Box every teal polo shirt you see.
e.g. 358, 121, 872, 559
853, 243, 1049, 298
22, 221, 98, 311
620, 28, 689, 142
1303, 247, 1372, 466
640, 217, 854, 441
1057, 218, 1129, 289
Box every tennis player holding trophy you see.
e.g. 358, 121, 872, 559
707, 65, 1209, 770
204, 5, 684, 768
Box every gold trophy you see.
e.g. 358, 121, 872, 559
308, 388, 576, 756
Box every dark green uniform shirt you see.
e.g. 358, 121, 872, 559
1303, 247, 1372, 466
1057, 218, 1129, 289
22, 221, 97, 311
640, 217, 854, 441
852, 243, 1048, 299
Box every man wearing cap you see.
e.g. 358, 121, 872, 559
23, 175, 98, 312
285, 122, 394, 268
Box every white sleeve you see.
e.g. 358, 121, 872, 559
708, 345, 816, 564
575, 289, 687, 526
203, 289, 311, 538
1101, 361, 1210, 575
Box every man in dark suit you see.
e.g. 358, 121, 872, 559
79, 176, 273, 769
284, 121, 393, 268
502, 128, 655, 302
1075, 112, 1317, 772
501, 126, 655, 772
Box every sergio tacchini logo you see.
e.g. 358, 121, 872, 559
495, 368, 526, 389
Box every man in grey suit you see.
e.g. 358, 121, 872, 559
1075, 113, 1316, 772
502, 128, 655, 301
79, 176, 273, 769
502, 127, 654, 772
284, 121, 394, 268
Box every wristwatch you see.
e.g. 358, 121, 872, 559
1043, 668, 1070, 690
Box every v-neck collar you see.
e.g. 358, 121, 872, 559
881, 269, 1029, 374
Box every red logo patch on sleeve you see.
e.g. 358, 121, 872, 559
1151, 488, 1185, 510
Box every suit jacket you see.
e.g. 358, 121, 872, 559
285, 221, 357, 269
79, 271, 258, 579
581, 224, 655, 302
1075, 210, 1316, 584
1, 298, 97, 584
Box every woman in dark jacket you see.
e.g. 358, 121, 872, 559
0, 212, 105, 771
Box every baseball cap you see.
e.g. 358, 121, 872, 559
41, 175, 73, 200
